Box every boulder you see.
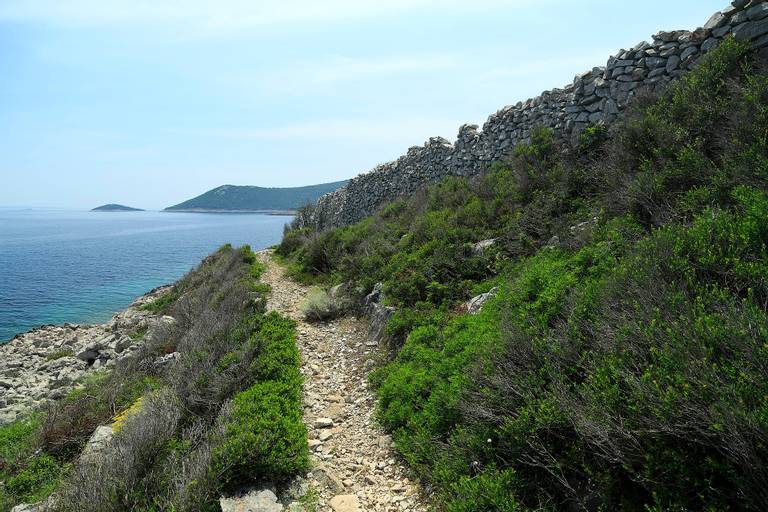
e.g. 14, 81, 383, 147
732, 0, 750, 9
733, 19, 768, 41
220, 488, 283, 512
666, 55, 681, 73
704, 11, 727, 30
329, 282, 350, 301
95, 334, 115, 348
747, 3, 768, 21
75, 348, 100, 364
471, 238, 497, 256
310, 465, 345, 493
81, 425, 114, 459
329, 495, 360, 512
154, 352, 180, 368
11, 504, 43, 512
465, 287, 499, 315
114, 335, 132, 353
364, 283, 383, 307
367, 303, 395, 345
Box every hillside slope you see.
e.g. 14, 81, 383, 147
165, 181, 348, 213
278, 38, 768, 511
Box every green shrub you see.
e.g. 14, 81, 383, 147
139, 288, 180, 313
299, 287, 339, 322
212, 380, 308, 486
0, 414, 41, 463
372, 191, 768, 510
249, 312, 301, 382
213, 311, 308, 488
4, 454, 63, 504
0, 415, 65, 511
444, 470, 521, 512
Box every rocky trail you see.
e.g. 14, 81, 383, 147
257, 251, 428, 512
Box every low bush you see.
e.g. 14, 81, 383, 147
211, 312, 308, 487
300, 287, 339, 321
0, 415, 64, 511
213, 379, 308, 486
40, 372, 160, 459
372, 190, 768, 510
139, 288, 180, 313
4, 455, 62, 505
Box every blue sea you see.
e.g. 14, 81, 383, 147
0, 209, 292, 342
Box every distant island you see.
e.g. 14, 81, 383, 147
164, 181, 347, 213
91, 204, 144, 212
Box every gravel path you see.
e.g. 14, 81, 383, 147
258, 251, 428, 512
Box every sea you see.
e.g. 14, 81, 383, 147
0, 208, 292, 342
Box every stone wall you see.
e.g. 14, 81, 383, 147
298, 0, 768, 230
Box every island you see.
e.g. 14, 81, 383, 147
91, 204, 145, 212
164, 181, 347, 213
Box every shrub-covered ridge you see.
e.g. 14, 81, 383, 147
278, 38, 768, 511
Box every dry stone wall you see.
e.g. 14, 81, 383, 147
299, 0, 768, 230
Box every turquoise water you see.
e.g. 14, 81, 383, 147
0, 209, 292, 342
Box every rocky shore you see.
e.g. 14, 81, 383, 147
0, 287, 172, 425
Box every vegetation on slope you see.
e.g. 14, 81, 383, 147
164, 181, 348, 212
277, 38, 768, 511
0, 245, 307, 512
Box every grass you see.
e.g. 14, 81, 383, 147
45, 348, 74, 361
138, 288, 180, 313
297, 488, 320, 512
128, 326, 148, 340
0, 415, 65, 510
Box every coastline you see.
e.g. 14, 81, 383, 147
163, 208, 297, 215
0, 286, 173, 425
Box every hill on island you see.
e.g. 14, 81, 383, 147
164, 181, 348, 213
91, 204, 144, 212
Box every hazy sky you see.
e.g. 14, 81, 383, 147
0, 0, 725, 209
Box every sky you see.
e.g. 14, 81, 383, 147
0, 0, 726, 209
